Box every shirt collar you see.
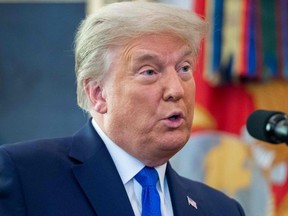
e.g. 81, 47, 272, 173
91, 119, 167, 192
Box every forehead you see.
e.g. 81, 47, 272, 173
120, 33, 193, 62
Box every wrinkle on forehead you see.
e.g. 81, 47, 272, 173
120, 33, 195, 67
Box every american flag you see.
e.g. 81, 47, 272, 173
187, 196, 198, 209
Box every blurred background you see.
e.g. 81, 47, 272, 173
0, 0, 87, 144
1, 0, 288, 215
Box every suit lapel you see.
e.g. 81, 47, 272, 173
69, 120, 134, 216
166, 163, 208, 216
68, 121, 211, 216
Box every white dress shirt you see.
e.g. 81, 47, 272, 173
92, 119, 174, 216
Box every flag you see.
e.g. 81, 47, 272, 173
187, 196, 197, 209
171, 1, 288, 216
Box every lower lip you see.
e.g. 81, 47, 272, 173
163, 118, 184, 128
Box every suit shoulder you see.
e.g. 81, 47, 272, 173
0, 136, 73, 161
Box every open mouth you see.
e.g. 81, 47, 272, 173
164, 112, 184, 128
168, 113, 183, 121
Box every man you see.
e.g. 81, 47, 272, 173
0, 2, 245, 216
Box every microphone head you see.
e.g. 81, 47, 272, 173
246, 110, 285, 143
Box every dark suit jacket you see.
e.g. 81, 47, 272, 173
0, 120, 245, 216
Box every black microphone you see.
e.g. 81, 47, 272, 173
246, 110, 288, 144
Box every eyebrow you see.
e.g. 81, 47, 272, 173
132, 51, 161, 63
177, 47, 194, 59
132, 46, 194, 64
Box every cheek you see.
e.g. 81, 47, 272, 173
108, 85, 155, 119
184, 82, 196, 120
124, 84, 161, 106
185, 82, 196, 105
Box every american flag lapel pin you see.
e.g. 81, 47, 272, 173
187, 196, 197, 209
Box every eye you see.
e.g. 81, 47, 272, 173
136, 67, 159, 84
177, 63, 193, 80
179, 65, 192, 73
141, 69, 156, 76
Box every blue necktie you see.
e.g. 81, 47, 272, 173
135, 166, 161, 216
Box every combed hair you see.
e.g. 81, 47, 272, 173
75, 1, 208, 112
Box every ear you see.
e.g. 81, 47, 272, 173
84, 79, 107, 114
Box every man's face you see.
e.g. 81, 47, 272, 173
98, 33, 196, 166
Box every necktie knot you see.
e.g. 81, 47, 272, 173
135, 166, 159, 187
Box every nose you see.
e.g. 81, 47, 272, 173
162, 70, 185, 102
